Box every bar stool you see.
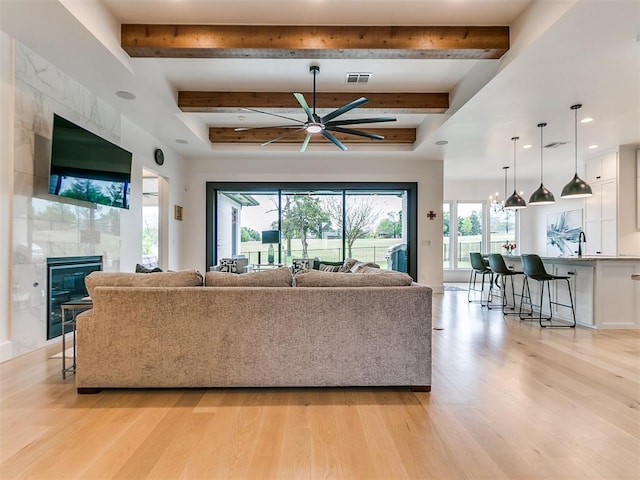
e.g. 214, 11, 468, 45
468, 252, 493, 307
519, 254, 576, 328
487, 253, 523, 315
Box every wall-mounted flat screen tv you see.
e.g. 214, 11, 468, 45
49, 114, 132, 209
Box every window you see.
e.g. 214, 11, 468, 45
207, 183, 417, 279
443, 202, 451, 269
444, 201, 509, 270
489, 207, 516, 254
456, 203, 483, 269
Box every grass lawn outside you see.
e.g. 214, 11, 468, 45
239, 237, 406, 268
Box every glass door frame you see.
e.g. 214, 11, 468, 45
206, 182, 418, 280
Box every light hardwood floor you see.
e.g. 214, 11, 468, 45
1, 289, 639, 479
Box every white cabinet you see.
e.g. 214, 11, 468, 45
585, 151, 616, 184
637, 150, 639, 230
552, 263, 594, 327
584, 153, 618, 255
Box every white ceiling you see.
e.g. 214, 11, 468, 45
1, 0, 638, 181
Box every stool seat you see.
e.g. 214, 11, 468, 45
519, 254, 576, 328
468, 252, 494, 307
487, 253, 523, 314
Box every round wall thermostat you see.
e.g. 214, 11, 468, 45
154, 148, 164, 165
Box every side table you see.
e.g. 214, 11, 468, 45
60, 299, 93, 379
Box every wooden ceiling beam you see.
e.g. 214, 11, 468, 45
122, 25, 509, 59
180, 92, 448, 114
209, 127, 416, 145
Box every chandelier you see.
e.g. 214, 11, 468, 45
489, 166, 510, 213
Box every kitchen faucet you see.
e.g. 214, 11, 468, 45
577, 231, 587, 257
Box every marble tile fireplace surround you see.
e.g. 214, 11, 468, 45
46, 256, 102, 340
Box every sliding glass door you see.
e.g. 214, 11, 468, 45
206, 182, 417, 279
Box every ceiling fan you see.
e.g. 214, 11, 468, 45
235, 65, 397, 152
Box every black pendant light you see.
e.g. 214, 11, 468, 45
561, 104, 593, 198
529, 122, 556, 205
504, 136, 527, 209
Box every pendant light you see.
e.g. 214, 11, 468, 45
529, 122, 556, 205
504, 136, 527, 209
561, 104, 593, 198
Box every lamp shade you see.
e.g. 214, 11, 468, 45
561, 173, 593, 198
529, 184, 556, 205
529, 122, 555, 205
504, 190, 527, 209
561, 104, 592, 199
261, 230, 281, 244
504, 136, 526, 209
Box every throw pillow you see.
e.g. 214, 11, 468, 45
292, 258, 314, 273
341, 258, 359, 272
350, 261, 380, 273
205, 266, 293, 287
135, 263, 163, 273
318, 263, 341, 272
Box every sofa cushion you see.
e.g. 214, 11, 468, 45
85, 270, 203, 297
294, 269, 413, 287
205, 266, 292, 287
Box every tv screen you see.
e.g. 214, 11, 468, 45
49, 114, 132, 209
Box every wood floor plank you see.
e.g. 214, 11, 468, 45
0, 289, 638, 479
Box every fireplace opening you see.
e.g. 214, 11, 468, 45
47, 256, 103, 340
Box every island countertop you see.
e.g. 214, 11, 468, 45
503, 255, 640, 263
501, 254, 639, 329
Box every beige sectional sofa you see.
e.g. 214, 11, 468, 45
76, 267, 432, 393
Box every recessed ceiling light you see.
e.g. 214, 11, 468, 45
588, 144, 599, 149
435, 140, 448, 145
522, 144, 533, 149
581, 117, 594, 123
115, 90, 136, 100
175, 139, 188, 144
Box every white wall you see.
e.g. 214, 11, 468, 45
181, 156, 445, 291
0, 37, 186, 361
0, 32, 14, 361
119, 117, 186, 272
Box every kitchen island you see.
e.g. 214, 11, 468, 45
502, 255, 640, 329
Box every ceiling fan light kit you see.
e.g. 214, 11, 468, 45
561, 104, 593, 199
504, 136, 527, 210
529, 122, 556, 205
236, 65, 396, 152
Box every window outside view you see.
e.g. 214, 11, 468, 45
443, 201, 518, 269
142, 174, 159, 265
456, 202, 483, 269
216, 190, 408, 271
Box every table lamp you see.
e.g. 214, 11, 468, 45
261, 230, 281, 264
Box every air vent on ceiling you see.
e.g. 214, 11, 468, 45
544, 141, 569, 149
345, 72, 372, 84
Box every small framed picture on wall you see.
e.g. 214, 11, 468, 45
174, 205, 183, 221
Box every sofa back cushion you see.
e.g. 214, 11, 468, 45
85, 270, 203, 297
294, 269, 413, 287
205, 266, 293, 287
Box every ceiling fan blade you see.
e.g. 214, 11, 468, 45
326, 117, 397, 127
326, 126, 385, 140
300, 133, 312, 152
261, 127, 306, 146
241, 107, 302, 124
321, 97, 368, 123
234, 124, 302, 132
293, 93, 314, 122
321, 130, 348, 151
